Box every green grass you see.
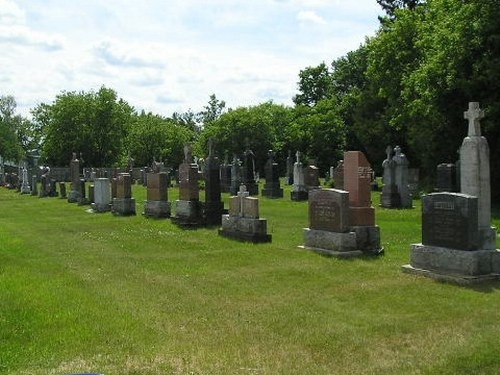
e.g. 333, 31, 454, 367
1, 183, 500, 375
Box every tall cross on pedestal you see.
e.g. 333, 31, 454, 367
464, 102, 485, 137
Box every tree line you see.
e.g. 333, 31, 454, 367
1, 0, 500, 198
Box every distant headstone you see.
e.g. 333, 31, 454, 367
68, 152, 81, 203
59, 181, 67, 199
220, 151, 231, 193
435, 163, 458, 192
111, 173, 136, 216
20, 165, 30, 194
291, 151, 308, 201
31, 175, 38, 196
91, 178, 111, 212
304, 160, 320, 191
381, 145, 399, 208
229, 154, 242, 196
286, 150, 294, 185
219, 185, 272, 243
242, 145, 258, 196
408, 168, 420, 198
172, 144, 203, 226
203, 139, 225, 225
144, 172, 170, 218
262, 150, 283, 198
331, 160, 344, 190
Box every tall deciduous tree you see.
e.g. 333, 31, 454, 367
293, 62, 332, 107
126, 112, 193, 167
34, 87, 134, 166
0, 96, 25, 161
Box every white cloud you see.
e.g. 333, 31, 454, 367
1, 0, 381, 117
297, 10, 327, 25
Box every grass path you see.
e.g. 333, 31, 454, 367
1, 184, 500, 374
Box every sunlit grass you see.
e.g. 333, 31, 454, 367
1, 183, 500, 375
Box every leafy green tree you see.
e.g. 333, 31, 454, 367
377, 0, 425, 19
34, 87, 134, 166
287, 98, 346, 173
126, 112, 193, 167
197, 94, 227, 129
198, 102, 293, 173
293, 62, 332, 107
0, 96, 25, 161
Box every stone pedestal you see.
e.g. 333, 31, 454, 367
203, 201, 225, 226
301, 228, 361, 258
403, 245, 500, 284
262, 183, 283, 199
381, 184, 401, 208
172, 200, 203, 226
112, 197, 136, 216
219, 215, 272, 243
144, 200, 171, 218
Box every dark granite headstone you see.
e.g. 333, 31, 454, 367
435, 163, 458, 192
422, 193, 479, 251
204, 141, 224, 225
147, 172, 168, 201
262, 150, 283, 198
304, 162, 320, 190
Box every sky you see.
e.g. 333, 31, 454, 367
0, 0, 382, 118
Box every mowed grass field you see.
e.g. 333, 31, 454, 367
1, 182, 500, 375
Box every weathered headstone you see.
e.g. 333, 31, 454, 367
203, 139, 225, 225
59, 182, 67, 199
111, 173, 136, 216
304, 160, 320, 191
286, 150, 294, 185
332, 160, 344, 190
403, 103, 500, 284
172, 144, 203, 226
144, 172, 171, 218
262, 150, 283, 198
380, 145, 399, 208
219, 185, 271, 243
68, 152, 81, 203
343, 151, 382, 254
20, 165, 30, 194
229, 155, 242, 196
242, 144, 258, 196
88, 184, 95, 204
300, 189, 360, 257
344, 151, 374, 225
220, 151, 231, 193
31, 175, 38, 196
393, 146, 412, 208
91, 178, 112, 213
435, 163, 458, 192
291, 151, 308, 201
408, 168, 420, 198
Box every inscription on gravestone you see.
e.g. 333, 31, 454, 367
309, 189, 350, 233
422, 193, 479, 251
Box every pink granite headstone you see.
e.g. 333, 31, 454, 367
343, 151, 375, 226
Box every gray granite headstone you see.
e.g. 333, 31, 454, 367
422, 193, 479, 251
309, 189, 350, 233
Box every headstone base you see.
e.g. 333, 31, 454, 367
143, 200, 171, 218
218, 214, 271, 243
77, 198, 90, 206
112, 197, 136, 216
381, 185, 401, 208
479, 226, 497, 250
350, 207, 375, 226
91, 202, 111, 213
262, 186, 284, 198
351, 225, 384, 255
291, 190, 308, 201
68, 190, 81, 203
302, 227, 383, 257
402, 265, 500, 285
403, 243, 500, 283
172, 200, 203, 226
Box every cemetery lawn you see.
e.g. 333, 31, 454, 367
1, 185, 500, 375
